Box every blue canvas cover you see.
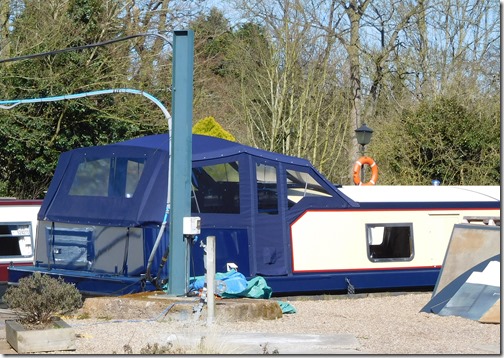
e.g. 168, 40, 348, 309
38, 134, 346, 227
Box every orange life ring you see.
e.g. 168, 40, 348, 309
353, 156, 378, 186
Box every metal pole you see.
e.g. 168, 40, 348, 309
168, 30, 194, 296
206, 236, 215, 326
360, 145, 365, 183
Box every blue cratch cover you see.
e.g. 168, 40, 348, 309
39, 134, 354, 227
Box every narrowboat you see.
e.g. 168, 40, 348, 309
7, 134, 500, 296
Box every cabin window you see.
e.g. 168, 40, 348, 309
256, 164, 278, 214
366, 223, 414, 262
0, 223, 33, 257
286, 169, 332, 208
69, 157, 145, 198
191, 162, 240, 214
125, 160, 145, 198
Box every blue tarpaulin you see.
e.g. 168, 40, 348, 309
189, 269, 272, 299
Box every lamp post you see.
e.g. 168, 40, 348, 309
355, 124, 374, 183
355, 123, 373, 154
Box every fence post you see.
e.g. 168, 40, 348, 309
206, 236, 215, 325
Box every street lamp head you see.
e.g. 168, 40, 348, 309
355, 123, 374, 147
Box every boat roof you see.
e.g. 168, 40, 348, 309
339, 185, 500, 203
116, 133, 312, 166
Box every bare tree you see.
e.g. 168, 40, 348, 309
231, 0, 430, 181
228, 0, 351, 181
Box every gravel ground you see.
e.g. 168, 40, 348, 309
38, 292, 500, 355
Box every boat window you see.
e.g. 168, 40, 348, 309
69, 157, 145, 198
256, 164, 278, 215
125, 160, 145, 198
191, 162, 240, 214
0, 223, 33, 257
366, 223, 414, 262
286, 169, 332, 208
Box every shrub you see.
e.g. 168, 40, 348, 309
192, 116, 236, 142
3, 272, 83, 327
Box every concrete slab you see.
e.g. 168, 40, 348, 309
79, 293, 284, 323
164, 332, 364, 354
